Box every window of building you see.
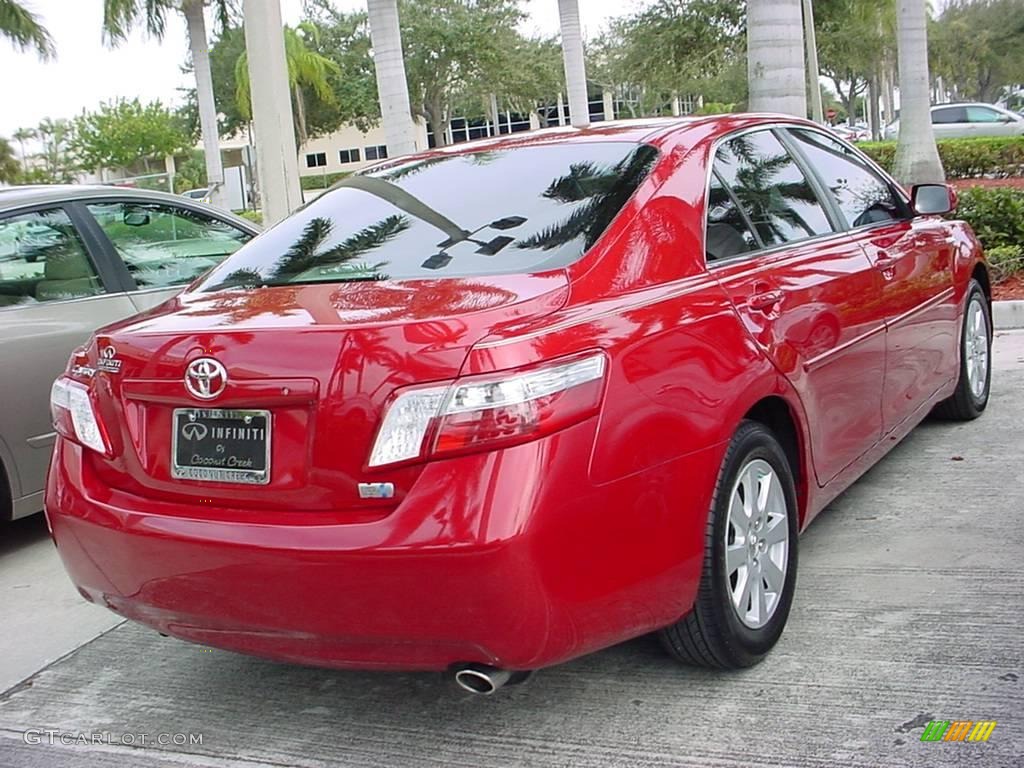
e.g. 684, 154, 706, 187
364, 145, 388, 161
339, 148, 362, 164
305, 153, 327, 168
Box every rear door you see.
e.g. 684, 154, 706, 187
931, 105, 968, 139
0, 204, 137, 516
708, 128, 887, 485
80, 199, 255, 313
784, 128, 957, 431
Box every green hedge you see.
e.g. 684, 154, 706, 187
954, 186, 1024, 281
300, 171, 351, 191
859, 136, 1024, 179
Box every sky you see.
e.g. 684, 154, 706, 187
0, 0, 639, 142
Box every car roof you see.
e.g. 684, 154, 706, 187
0, 184, 259, 230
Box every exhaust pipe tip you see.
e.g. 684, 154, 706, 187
452, 664, 512, 695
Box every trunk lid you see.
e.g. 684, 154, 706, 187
85, 275, 568, 514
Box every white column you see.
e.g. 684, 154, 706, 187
556, 92, 567, 126
602, 90, 615, 121
802, 0, 824, 123
243, 0, 303, 225
558, 0, 590, 128
367, 0, 418, 157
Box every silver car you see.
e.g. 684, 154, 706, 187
0, 186, 259, 520
884, 102, 1024, 140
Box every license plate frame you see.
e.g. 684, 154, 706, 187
171, 408, 271, 485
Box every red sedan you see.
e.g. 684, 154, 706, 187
46, 116, 991, 694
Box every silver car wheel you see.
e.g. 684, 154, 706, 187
965, 295, 989, 401
724, 458, 790, 630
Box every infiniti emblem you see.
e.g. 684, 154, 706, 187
184, 358, 228, 400
180, 422, 208, 441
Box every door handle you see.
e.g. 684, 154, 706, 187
749, 289, 784, 312
875, 252, 898, 270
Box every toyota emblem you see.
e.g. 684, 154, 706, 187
184, 358, 228, 400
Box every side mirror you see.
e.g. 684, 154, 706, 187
911, 183, 957, 216
123, 211, 150, 227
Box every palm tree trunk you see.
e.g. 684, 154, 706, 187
747, 0, 807, 118
558, 0, 590, 128
868, 74, 882, 141
367, 0, 418, 157
294, 84, 308, 147
183, 0, 227, 209
892, 0, 944, 185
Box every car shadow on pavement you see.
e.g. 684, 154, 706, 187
0, 514, 50, 559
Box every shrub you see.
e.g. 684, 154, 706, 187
236, 209, 262, 225
986, 245, 1024, 283
300, 171, 350, 191
859, 136, 1024, 179
955, 186, 1024, 250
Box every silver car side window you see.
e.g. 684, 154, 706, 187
86, 202, 252, 290
0, 208, 105, 307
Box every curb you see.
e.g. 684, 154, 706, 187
994, 300, 1024, 330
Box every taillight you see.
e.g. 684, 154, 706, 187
368, 352, 606, 469
50, 377, 109, 454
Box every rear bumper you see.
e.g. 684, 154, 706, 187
46, 429, 720, 671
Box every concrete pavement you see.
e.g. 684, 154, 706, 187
1, 332, 1021, 767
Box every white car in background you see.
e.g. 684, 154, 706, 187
885, 102, 1024, 140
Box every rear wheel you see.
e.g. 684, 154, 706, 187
660, 421, 798, 669
935, 280, 991, 420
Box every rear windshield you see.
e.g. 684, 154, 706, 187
198, 141, 658, 290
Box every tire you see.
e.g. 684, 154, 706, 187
660, 420, 799, 669
934, 279, 992, 420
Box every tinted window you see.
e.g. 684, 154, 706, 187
932, 106, 966, 124
965, 106, 1002, 123
199, 142, 658, 289
705, 174, 760, 262
0, 208, 104, 307
87, 202, 252, 289
788, 129, 907, 228
713, 130, 833, 247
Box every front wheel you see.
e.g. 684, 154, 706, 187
934, 279, 991, 420
660, 421, 799, 669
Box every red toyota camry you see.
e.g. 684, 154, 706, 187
46, 116, 991, 694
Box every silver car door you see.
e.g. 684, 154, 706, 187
0, 205, 137, 518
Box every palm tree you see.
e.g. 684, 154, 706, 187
102, 0, 229, 209
0, 0, 54, 58
557, 0, 589, 128
12, 126, 34, 174
892, 0, 943, 185
0, 136, 20, 183
235, 23, 341, 147
747, 0, 807, 117
366, 0, 417, 157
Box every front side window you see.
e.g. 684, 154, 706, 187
713, 130, 833, 248
787, 129, 908, 228
932, 106, 966, 124
0, 208, 104, 307
705, 174, 760, 262
199, 141, 658, 289
965, 106, 1002, 123
87, 202, 252, 290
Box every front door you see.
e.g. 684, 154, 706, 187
707, 129, 887, 485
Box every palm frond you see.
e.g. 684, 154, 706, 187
0, 0, 55, 58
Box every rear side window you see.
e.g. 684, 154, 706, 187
0, 208, 105, 307
199, 142, 658, 290
787, 129, 908, 228
705, 175, 760, 262
712, 130, 833, 248
932, 106, 966, 124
